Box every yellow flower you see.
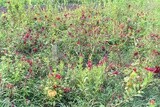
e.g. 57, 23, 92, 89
47, 89, 57, 97
126, 81, 133, 87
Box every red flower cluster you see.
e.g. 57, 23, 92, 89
145, 66, 160, 73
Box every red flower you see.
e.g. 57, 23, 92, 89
87, 60, 92, 70
97, 55, 108, 66
77, 41, 80, 45
63, 87, 71, 93
81, 14, 86, 20
152, 50, 160, 56
134, 52, 139, 56
21, 56, 26, 61
101, 46, 105, 51
33, 48, 38, 52
55, 74, 62, 79
27, 59, 32, 66
49, 66, 53, 71
53, 85, 61, 89
25, 33, 30, 38
103, 55, 108, 62
145, 66, 160, 73
112, 71, 119, 75
12, 102, 15, 107
133, 68, 137, 72
28, 68, 32, 73
97, 60, 103, 66
23, 39, 27, 44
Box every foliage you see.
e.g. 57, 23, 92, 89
0, 0, 160, 106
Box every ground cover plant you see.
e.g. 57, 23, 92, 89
0, 0, 160, 107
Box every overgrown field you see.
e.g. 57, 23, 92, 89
0, 0, 160, 107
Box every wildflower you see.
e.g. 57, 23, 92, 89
55, 74, 62, 79
28, 68, 32, 73
23, 39, 27, 44
77, 41, 80, 45
27, 59, 32, 66
41, 27, 45, 32
126, 81, 133, 88
25, 33, 30, 38
136, 29, 141, 33
81, 14, 86, 20
103, 55, 108, 62
79, 53, 83, 57
53, 85, 61, 89
63, 87, 71, 93
149, 99, 155, 105
152, 50, 160, 56
133, 52, 139, 56
109, 63, 116, 70
68, 32, 72, 36
112, 71, 119, 75
33, 48, 38, 52
47, 89, 57, 97
133, 68, 137, 72
97, 60, 103, 66
145, 66, 160, 73
118, 95, 122, 99
12, 102, 15, 107
6, 83, 14, 89
101, 46, 105, 51
21, 56, 26, 61
97, 55, 108, 66
49, 66, 53, 72
87, 60, 92, 70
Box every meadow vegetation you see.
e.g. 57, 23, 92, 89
0, 0, 160, 107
